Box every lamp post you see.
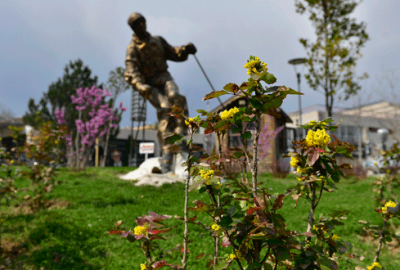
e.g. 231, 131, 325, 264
288, 58, 307, 139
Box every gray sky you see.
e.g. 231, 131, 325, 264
1, 0, 399, 127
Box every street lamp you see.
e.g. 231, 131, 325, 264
288, 57, 307, 139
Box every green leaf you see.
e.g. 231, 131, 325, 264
249, 98, 262, 109
198, 186, 207, 193
241, 131, 252, 139
317, 257, 338, 270
215, 120, 231, 132
196, 109, 208, 114
275, 246, 290, 261
223, 83, 239, 93
167, 134, 185, 144
286, 87, 303, 95
220, 215, 233, 228
202, 90, 228, 101
260, 72, 277, 84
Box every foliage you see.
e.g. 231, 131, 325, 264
23, 59, 102, 130
109, 56, 367, 269
295, 0, 369, 118
0, 136, 18, 206
1, 167, 400, 269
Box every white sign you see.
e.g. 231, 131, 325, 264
139, 142, 155, 154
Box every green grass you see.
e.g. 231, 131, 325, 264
1, 167, 399, 269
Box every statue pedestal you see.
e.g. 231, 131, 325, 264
119, 153, 190, 186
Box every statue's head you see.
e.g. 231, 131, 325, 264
128, 13, 146, 35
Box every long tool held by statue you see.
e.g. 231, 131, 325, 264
193, 54, 225, 110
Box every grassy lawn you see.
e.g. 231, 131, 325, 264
1, 167, 399, 269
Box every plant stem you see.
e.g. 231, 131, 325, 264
251, 114, 261, 197
182, 132, 193, 270
307, 184, 317, 235
374, 219, 387, 262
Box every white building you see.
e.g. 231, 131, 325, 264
286, 101, 400, 159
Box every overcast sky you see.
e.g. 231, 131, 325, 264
1, 0, 399, 127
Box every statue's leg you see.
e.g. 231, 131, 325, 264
157, 109, 174, 173
164, 80, 189, 136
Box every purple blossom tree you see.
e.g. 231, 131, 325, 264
56, 86, 126, 170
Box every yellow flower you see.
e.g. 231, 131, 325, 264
220, 107, 239, 120
245, 240, 254, 250
367, 261, 382, 270
211, 223, 221, 231
140, 263, 147, 270
290, 156, 301, 168
214, 181, 221, 189
54, 140, 58, 144
296, 167, 307, 174
313, 225, 318, 231
381, 201, 397, 214
200, 169, 214, 182
185, 120, 189, 125
331, 234, 340, 241
306, 129, 331, 148
297, 177, 303, 182
244, 56, 268, 75
229, 253, 236, 260
309, 120, 317, 126
10, 160, 14, 164
134, 225, 148, 236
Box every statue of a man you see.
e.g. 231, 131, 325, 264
124, 13, 196, 173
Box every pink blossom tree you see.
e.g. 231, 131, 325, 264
55, 86, 126, 170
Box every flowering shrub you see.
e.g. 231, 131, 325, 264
109, 56, 382, 269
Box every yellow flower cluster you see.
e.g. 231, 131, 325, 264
243, 56, 268, 75
134, 224, 148, 236
331, 234, 340, 241
290, 156, 301, 168
306, 129, 331, 148
211, 223, 221, 231
313, 225, 327, 234
296, 167, 307, 174
245, 240, 254, 250
140, 263, 147, 270
200, 169, 214, 180
220, 107, 239, 120
185, 115, 201, 125
381, 201, 396, 214
367, 262, 382, 270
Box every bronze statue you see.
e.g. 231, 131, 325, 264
125, 13, 196, 173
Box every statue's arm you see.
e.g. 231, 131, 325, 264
124, 42, 145, 87
158, 36, 196, 62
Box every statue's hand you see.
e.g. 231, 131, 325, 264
135, 83, 152, 97
185, 43, 197, 55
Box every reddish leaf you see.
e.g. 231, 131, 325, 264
204, 126, 214, 134
247, 207, 262, 216
152, 260, 168, 269
108, 230, 123, 235
300, 231, 315, 237
149, 228, 172, 235
196, 253, 206, 259
223, 83, 239, 93
272, 194, 286, 210
307, 149, 320, 166
202, 90, 228, 101
222, 236, 231, 247
181, 247, 191, 253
